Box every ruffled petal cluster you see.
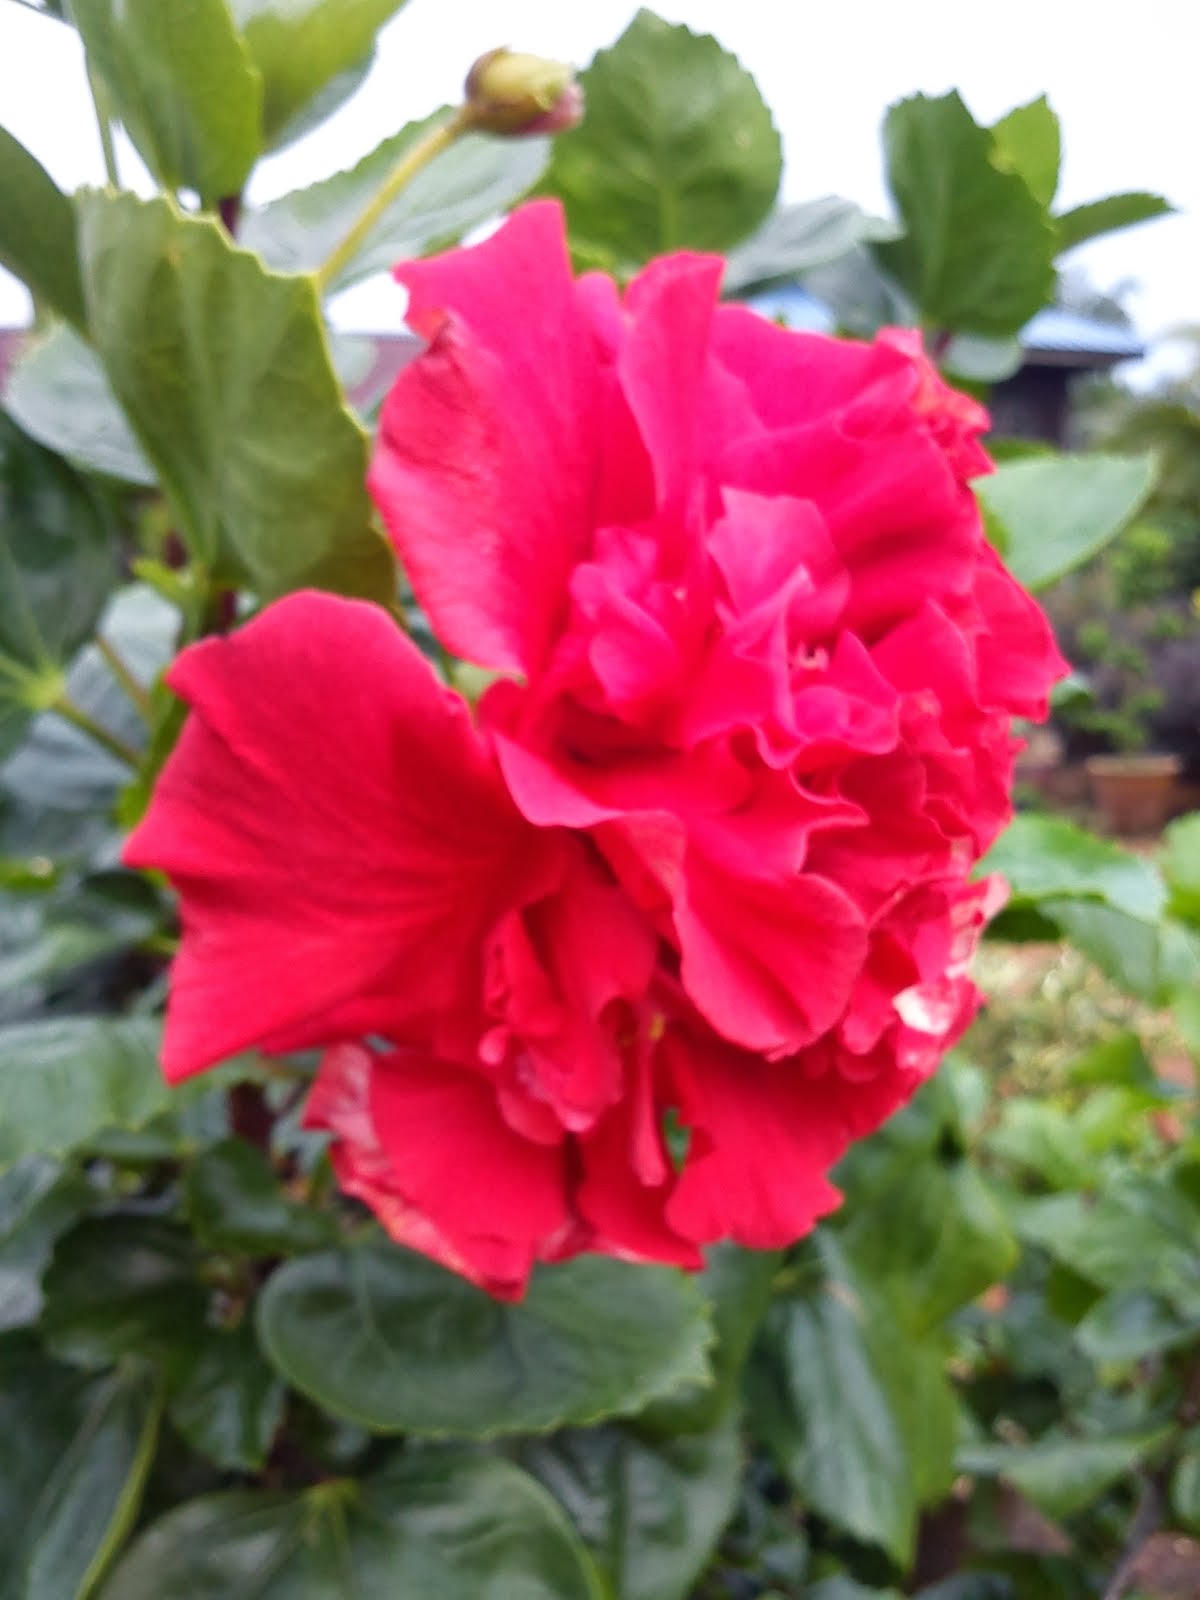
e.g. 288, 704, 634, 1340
126, 202, 1065, 1297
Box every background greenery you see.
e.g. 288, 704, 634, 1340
0, 5, 1196, 1596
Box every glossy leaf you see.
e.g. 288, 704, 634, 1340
227, 0, 412, 144
722, 197, 898, 295
41, 1217, 206, 1369
100, 1451, 604, 1598
0, 1017, 169, 1168
168, 1320, 286, 1473
1164, 812, 1200, 927
540, 9, 781, 271
0, 1334, 161, 1600
982, 814, 1166, 924
1056, 191, 1172, 254
0, 412, 117, 760
748, 1236, 956, 1563
76, 190, 395, 603
640, 1244, 781, 1435
975, 452, 1156, 592
522, 1415, 741, 1600
5, 323, 155, 486
991, 96, 1060, 208
242, 112, 549, 293
184, 1138, 338, 1256
0, 1159, 93, 1331
258, 1239, 711, 1436
874, 92, 1056, 336
0, 126, 85, 328
959, 1430, 1170, 1520
72, 0, 263, 202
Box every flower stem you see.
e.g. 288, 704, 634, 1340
52, 694, 140, 768
94, 634, 153, 724
314, 109, 470, 296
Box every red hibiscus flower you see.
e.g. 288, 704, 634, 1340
125, 201, 1065, 1298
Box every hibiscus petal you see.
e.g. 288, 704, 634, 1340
123, 591, 553, 1079
370, 201, 599, 674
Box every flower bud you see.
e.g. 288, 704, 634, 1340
464, 48, 583, 137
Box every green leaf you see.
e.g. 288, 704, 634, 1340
985, 1101, 1094, 1190
640, 1244, 781, 1434
169, 1319, 286, 1473
747, 1236, 955, 1563
521, 1415, 741, 1600
722, 197, 899, 296
941, 334, 1023, 384
73, 0, 263, 203
982, 814, 1166, 924
959, 1430, 1170, 1520
1015, 1178, 1200, 1316
874, 92, 1056, 337
184, 1138, 338, 1256
258, 1238, 711, 1436
0, 1334, 161, 1600
0, 1159, 94, 1331
101, 1451, 604, 1598
227, 0, 412, 145
1075, 1290, 1196, 1364
804, 244, 916, 338
0, 1017, 170, 1168
991, 96, 1060, 208
1056, 192, 1172, 254
1172, 1450, 1200, 1534
76, 190, 395, 603
0, 412, 118, 760
42, 1217, 206, 1369
241, 112, 549, 294
975, 453, 1157, 592
540, 9, 781, 271
0, 127, 85, 328
1164, 813, 1200, 927
5, 323, 155, 486
838, 1160, 1018, 1332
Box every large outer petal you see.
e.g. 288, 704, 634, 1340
124, 592, 556, 1079
369, 202, 600, 675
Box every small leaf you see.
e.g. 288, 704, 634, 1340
747, 1235, 956, 1564
0, 1017, 170, 1168
1075, 1290, 1196, 1364
874, 92, 1056, 337
540, 9, 781, 271
168, 1319, 286, 1473
959, 1430, 1170, 1520
5, 322, 156, 486
0, 412, 118, 760
991, 96, 1060, 209
228, 0, 412, 145
0, 126, 86, 328
77, 190, 395, 603
0, 1334, 161, 1600
73, 0, 263, 202
522, 1415, 741, 1600
42, 1217, 206, 1369
1172, 1451, 1200, 1534
982, 814, 1166, 924
1164, 813, 1200, 927
722, 197, 899, 296
184, 1137, 338, 1256
976, 452, 1156, 592
101, 1451, 604, 1598
242, 112, 549, 294
257, 1238, 711, 1436
1056, 192, 1172, 254
0, 1159, 94, 1331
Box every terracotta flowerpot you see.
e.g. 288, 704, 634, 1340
1085, 753, 1182, 836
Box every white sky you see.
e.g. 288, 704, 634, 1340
0, 0, 1196, 383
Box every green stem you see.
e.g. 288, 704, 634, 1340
314, 109, 470, 295
52, 694, 140, 768
94, 633, 152, 724
82, 52, 120, 186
